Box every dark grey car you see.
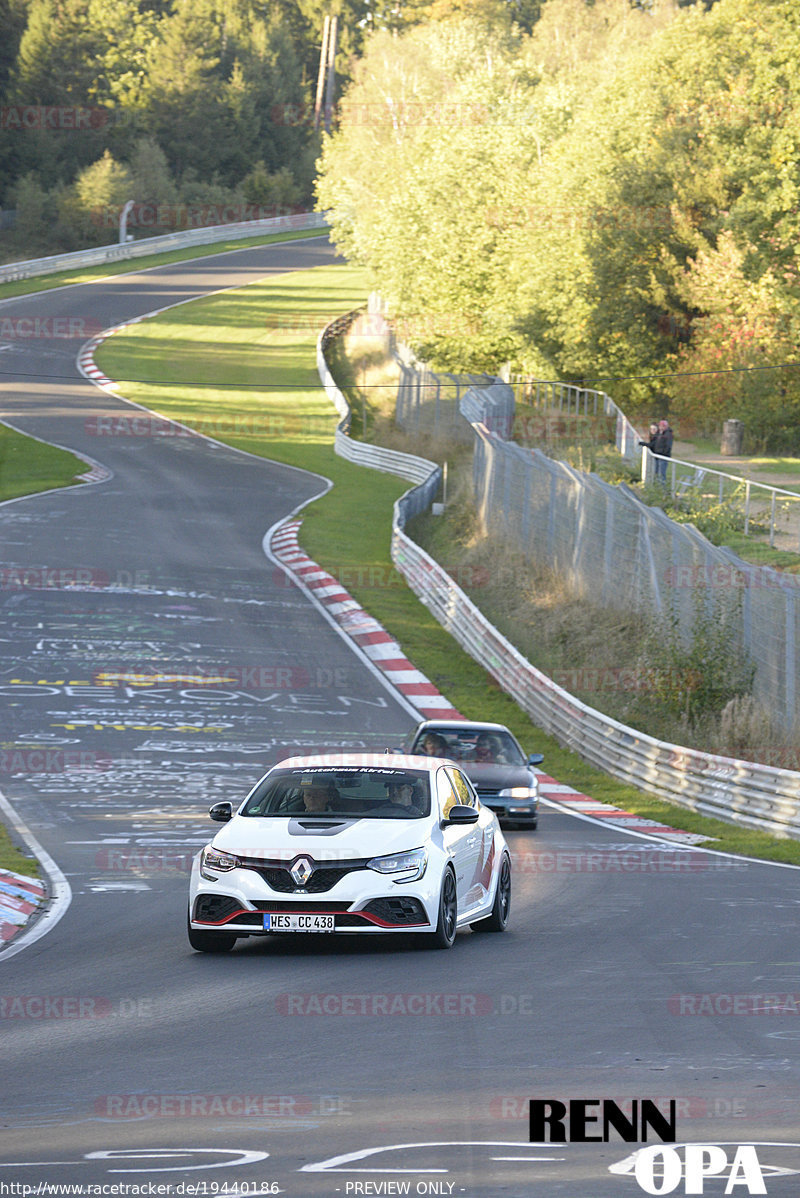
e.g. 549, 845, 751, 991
400, 720, 543, 829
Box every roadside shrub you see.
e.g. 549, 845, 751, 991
638, 589, 754, 724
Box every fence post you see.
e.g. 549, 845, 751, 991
604, 490, 615, 605
522, 454, 532, 548
786, 589, 797, 723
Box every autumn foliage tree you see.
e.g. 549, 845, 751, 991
318, 0, 800, 449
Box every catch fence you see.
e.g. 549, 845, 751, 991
317, 318, 800, 836
394, 358, 800, 735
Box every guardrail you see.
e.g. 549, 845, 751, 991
643, 449, 800, 550
317, 315, 439, 486
509, 372, 642, 463
0, 211, 328, 285
318, 317, 800, 840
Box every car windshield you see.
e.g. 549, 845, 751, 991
240, 767, 431, 819
412, 727, 526, 766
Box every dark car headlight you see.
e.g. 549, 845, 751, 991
498, 786, 538, 803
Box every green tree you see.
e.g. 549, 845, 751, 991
13, 0, 101, 104
242, 162, 301, 209
0, 0, 28, 100
127, 136, 178, 206
55, 149, 133, 247
572, 0, 800, 435
317, 18, 542, 368
8, 171, 54, 251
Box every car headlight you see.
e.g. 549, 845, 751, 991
200, 845, 241, 879
499, 786, 538, 801
367, 847, 428, 882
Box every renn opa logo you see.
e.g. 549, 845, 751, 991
529, 1100, 768, 1194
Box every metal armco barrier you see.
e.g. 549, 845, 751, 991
0, 211, 327, 285
318, 325, 800, 840
317, 319, 438, 486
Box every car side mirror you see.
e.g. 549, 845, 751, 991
208, 801, 232, 823
528, 753, 544, 766
442, 804, 480, 826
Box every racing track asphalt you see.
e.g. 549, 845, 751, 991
1, 239, 800, 1196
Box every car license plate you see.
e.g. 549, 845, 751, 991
264, 913, 335, 932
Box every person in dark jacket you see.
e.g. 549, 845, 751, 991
653, 419, 673, 481
639, 422, 658, 452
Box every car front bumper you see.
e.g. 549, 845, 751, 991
480, 797, 538, 824
188, 856, 441, 936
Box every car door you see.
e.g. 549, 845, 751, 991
447, 767, 492, 912
435, 766, 474, 911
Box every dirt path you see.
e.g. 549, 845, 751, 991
669, 438, 800, 556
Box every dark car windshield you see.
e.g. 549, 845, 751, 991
411, 727, 526, 766
241, 767, 431, 819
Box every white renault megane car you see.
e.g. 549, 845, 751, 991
188, 752, 512, 952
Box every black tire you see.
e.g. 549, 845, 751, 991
471, 854, 511, 933
429, 868, 458, 949
187, 915, 237, 953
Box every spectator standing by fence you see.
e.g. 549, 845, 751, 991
640, 422, 658, 452
653, 418, 673, 481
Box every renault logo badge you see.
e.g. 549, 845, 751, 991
290, 857, 314, 887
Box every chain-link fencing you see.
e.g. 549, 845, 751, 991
394, 356, 800, 734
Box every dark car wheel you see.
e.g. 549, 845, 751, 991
472, 854, 511, 933
428, 869, 458, 949
187, 915, 237, 953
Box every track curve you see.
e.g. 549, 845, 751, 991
0, 239, 799, 1196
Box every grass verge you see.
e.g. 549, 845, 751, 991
0, 823, 40, 876
0, 423, 87, 503
84, 261, 800, 866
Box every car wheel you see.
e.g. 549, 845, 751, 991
429, 868, 458, 949
472, 853, 511, 933
187, 915, 237, 953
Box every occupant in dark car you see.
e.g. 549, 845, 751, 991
419, 732, 448, 757
474, 734, 497, 763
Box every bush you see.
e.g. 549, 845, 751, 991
639, 590, 754, 724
